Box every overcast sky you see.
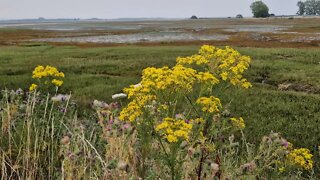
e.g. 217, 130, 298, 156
0, 0, 299, 20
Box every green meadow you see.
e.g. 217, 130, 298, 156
1, 43, 320, 177
1, 43, 320, 147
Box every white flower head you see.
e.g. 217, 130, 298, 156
51, 94, 70, 102
112, 93, 127, 100
93, 100, 109, 109
133, 83, 142, 88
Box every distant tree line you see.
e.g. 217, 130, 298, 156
297, 0, 320, 15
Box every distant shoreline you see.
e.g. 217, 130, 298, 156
1, 15, 319, 23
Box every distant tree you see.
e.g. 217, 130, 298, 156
304, 0, 320, 15
250, 1, 270, 18
190, 15, 198, 19
236, 14, 243, 18
297, 1, 306, 15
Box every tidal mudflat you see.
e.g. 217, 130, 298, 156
1, 18, 319, 46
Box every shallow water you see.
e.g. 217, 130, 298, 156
35, 32, 230, 43
2, 19, 318, 44
224, 25, 288, 32
0, 21, 143, 31
0, 24, 143, 31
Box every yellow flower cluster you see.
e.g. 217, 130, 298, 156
176, 55, 209, 65
52, 79, 63, 87
142, 65, 197, 92
278, 166, 285, 173
32, 65, 65, 79
155, 117, 192, 143
199, 45, 216, 58
230, 117, 245, 129
124, 66, 220, 102
124, 83, 148, 99
29, 83, 38, 92
195, 72, 219, 85
287, 148, 313, 170
120, 45, 252, 129
30, 65, 65, 91
121, 63, 219, 121
176, 45, 252, 89
215, 47, 252, 88
196, 96, 222, 113
176, 45, 215, 65
119, 95, 155, 122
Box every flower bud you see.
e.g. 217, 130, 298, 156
240, 161, 256, 173
211, 162, 219, 173
60, 136, 70, 145
180, 141, 188, 149
117, 161, 129, 171
188, 147, 195, 156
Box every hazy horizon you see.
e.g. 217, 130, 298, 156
1, 0, 299, 20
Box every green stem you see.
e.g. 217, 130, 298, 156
184, 95, 201, 117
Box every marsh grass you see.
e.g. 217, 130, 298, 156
0, 89, 108, 179
0, 88, 317, 178
1, 45, 320, 103
1, 44, 320, 176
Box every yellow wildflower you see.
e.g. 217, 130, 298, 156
32, 65, 64, 79
176, 55, 209, 65
278, 167, 285, 173
196, 96, 222, 113
230, 117, 245, 129
29, 83, 38, 92
175, 45, 252, 88
119, 100, 142, 122
241, 79, 252, 89
119, 45, 253, 146
195, 72, 219, 85
220, 72, 228, 80
30, 65, 65, 89
119, 95, 156, 122
199, 45, 216, 58
166, 134, 178, 143
56, 72, 65, 78
287, 148, 313, 170
52, 79, 63, 87
156, 117, 192, 143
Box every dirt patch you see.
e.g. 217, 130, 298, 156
42, 39, 320, 49
278, 82, 320, 94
